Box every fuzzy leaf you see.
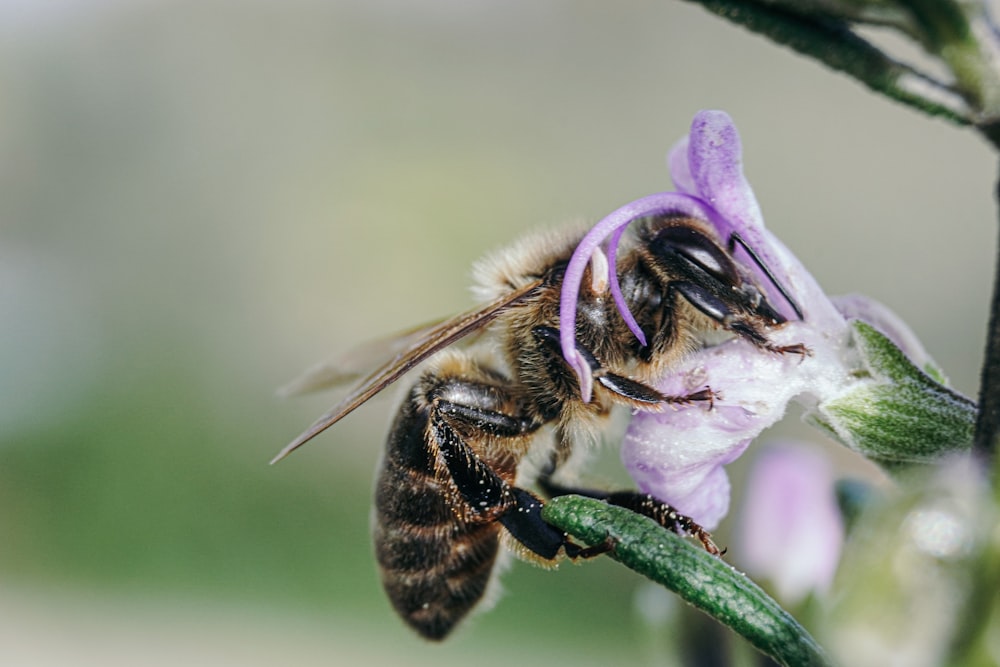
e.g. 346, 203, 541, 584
542, 495, 831, 667
809, 320, 976, 466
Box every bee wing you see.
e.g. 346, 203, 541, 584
271, 278, 544, 464
277, 318, 451, 397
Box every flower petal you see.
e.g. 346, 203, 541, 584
686, 110, 763, 242
751, 227, 844, 329
621, 322, 857, 529
683, 111, 830, 325
667, 135, 695, 194
738, 444, 844, 604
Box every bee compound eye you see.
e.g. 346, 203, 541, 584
652, 226, 739, 285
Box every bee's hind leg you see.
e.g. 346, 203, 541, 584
425, 377, 592, 562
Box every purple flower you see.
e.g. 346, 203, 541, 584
737, 444, 844, 604
559, 110, 953, 529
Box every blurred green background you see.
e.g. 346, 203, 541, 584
0, 2, 995, 665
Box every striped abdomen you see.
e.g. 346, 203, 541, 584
373, 391, 502, 640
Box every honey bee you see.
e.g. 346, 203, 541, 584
273, 214, 805, 640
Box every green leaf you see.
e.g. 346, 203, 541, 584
809, 320, 976, 466
542, 495, 832, 667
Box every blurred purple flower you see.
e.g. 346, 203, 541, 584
737, 444, 844, 604
559, 110, 938, 529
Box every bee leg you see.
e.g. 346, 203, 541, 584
562, 536, 617, 559
595, 375, 717, 408
428, 398, 580, 561
670, 281, 807, 357
497, 486, 593, 560
603, 491, 721, 555
538, 478, 720, 555
532, 325, 716, 407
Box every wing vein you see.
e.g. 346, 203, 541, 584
270, 278, 544, 464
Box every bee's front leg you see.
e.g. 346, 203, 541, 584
668, 281, 808, 357
531, 325, 716, 408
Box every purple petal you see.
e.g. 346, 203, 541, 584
686, 110, 763, 242
559, 111, 879, 534
681, 114, 843, 326
621, 321, 856, 529
750, 227, 845, 329
684, 111, 807, 323
667, 135, 695, 194
625, 415, 750, 530
737, 445, 844, 603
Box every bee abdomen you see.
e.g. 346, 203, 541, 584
373, 394, 501, 640
374, 456, 500, 640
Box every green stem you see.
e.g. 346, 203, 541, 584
682, 0, 970, 125
974, 161, 1000, 471
905, 0, 1000, 127
542, 496, 831, 667
905, 0, 970, 51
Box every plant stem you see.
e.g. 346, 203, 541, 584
682, 0, 971, 125
974, 161, 1000, 471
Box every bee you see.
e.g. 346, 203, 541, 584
273, 213, 805, 640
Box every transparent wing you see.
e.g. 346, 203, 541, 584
271, 278, 545, 464
277, 318, 451, 397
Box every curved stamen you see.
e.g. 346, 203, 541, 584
606, 223, 644, 346
559, 192, 716, 401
